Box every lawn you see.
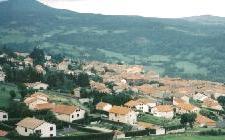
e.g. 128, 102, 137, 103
0, 83, 20, 107
134, 135, 225, 140
137, 113, 180, 127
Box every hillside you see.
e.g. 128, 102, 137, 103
1, 0, 225, 82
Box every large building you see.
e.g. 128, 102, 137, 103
108, 106, 137, 125
52, 104, 85, 122
16, 117, 56, 137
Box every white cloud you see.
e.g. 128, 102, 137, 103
38, 0, 225, 18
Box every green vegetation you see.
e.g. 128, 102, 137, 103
137, 114, 180, 127
1, 0, 225, 82
0, 83, 20, 107
134, 135, 225, 140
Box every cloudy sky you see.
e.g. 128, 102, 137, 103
38, 0, 225, 18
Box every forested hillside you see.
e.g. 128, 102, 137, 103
1, 0, 225, 82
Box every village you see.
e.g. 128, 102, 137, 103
0, 48, 225, 139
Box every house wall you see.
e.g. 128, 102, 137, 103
109, 111, 137, 125
103, 104, 112, 112
33, 84, 48, 90
0, 112, 8, 121
28, 100, 48, 110
151, 108, 174, 119
55, 113, 71, 122
35, 122, 56, 137
135, 104, 149, 112
16, 126, 34, 136
70, 109, 86, 122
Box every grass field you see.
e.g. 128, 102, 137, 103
0, 83, 20, 107
137, 114, 180, 127
134, 135, 225, 140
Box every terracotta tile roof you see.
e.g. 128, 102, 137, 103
16, 117, 45, 129
35, 103, 55, 110
24, 97, 37, 104
177, 103, 198, 111
203, 98, 220, 108
109, 106, 132, 115
174, 98, 185, 104
136, 98, 155, 104
30, 92, 48, 98
155, 105, 173, 112
52, 104, 78, 115
137, 122, 160, 129
0, 130, 8, 137
124, 100, 141, 107
96, 102, 111, 110
196, 115, 216, 126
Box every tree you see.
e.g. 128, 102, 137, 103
9, 90, 16, 99
76, 73, 90, 87
180, 113, 197, 129
218, 96, 225, 106
30, 47, 45, 65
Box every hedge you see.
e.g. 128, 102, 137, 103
9, 132, 114, 140
165, 124, 184, 131
0, 122, 14, 131
125, 130, 148, 137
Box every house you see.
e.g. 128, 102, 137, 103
195, 115, 216, 127
90, 81, 112, 94
193, 93, 208, 102
137, 122, 165, 135
96, 102, 112, 112
175, 103, 200, 114
52, 104, 85, 122
0, 110, 8, 121
24, 93, 49, 110
151, 105, 174, 119
126, 66, 144, 74
16, 117, 56, 137
57, 60, 69, 71
24, 82, 49, 90
35, 65, 46, 74
202, 98, 223, 111
35, 103, 55, 111
73, 87, 81, 98
173, 98, 185, 106
124, 98, 156, 112
24, 57, 33, 66
145, 70, 160, 81
0, 130, 8, 137
0, 71, 5, 82
108, 106, 137, 125
113, 130, 125, 139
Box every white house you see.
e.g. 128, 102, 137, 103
24, 93, 49, 110
24, 82, 49, 90
16, 117, 56, 137
202, 98, 223, 111
24, 57, 33, 66
52, 104, 85, 122
193, 93, 208, 102
0, 71, 5, 82
151, 105, 174, 119
96, 102, 112, 112
124, 98, 156, 113
108, 106, 137, 125
137, 122, 165, 135
0, 110, 8, 121
175, 103, 200, 114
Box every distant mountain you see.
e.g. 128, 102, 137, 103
1, 0, 225, 82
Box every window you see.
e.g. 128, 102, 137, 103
36, 130, 41, 134
50, 134, 53, 137
77, 114, 79, 117
3, 115, 7, 118
50, 127, 53, 131
25, 128, 27, 132
72, 115, 74, 118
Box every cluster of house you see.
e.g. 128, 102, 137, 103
0, 66, 5, 82
11, 92, 85, 137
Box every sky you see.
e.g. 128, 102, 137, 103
39, 0, 225, 18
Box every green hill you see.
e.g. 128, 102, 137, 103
1, 0, 225, 82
